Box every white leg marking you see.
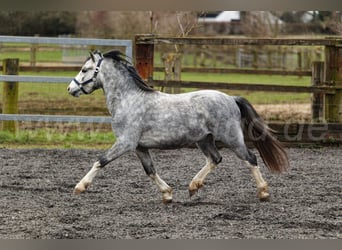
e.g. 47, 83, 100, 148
189, 159, 216, 197
74, 161, 101, 194
246, 161, 270, 201
150, 174, 172, 203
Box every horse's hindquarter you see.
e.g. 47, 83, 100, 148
138, 90, 240, 149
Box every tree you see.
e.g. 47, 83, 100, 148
240, 11, 283, 37
0, 11, 76, 36
320, 11, 342, 35
75, 11, 199, 39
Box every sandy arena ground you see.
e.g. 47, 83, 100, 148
0, 147, 340, 239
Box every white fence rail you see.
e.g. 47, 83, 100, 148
0, 35, 132, 124
0, 35, 132, 59
0, 114, 111, 123
0, 75, 71, 83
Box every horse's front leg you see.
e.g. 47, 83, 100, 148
189, 135, 222, 197
74, 160, 101, 194
74, 140, 134, 194
136, 146, 172, 203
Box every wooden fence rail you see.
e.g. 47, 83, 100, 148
0, 65, 313, 77
135, 36, 342, 46
135, 35, 342, 123
154, 67, 312, 76
148, 79, 338, 94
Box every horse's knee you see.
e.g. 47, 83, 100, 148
214, 155, 222, 164
143, 164, 156, 176
98, 156, 109, 168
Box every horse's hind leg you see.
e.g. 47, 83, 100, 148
222, 124, 270, 201
234, 151, 270, 201
136, 146, 172, 203
189, 134, 222, 197
246, 160, 270, 201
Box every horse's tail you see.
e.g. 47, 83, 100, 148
234, 96, 289, 173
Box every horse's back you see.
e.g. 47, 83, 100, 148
172, 90, 240, 118
150, 89, 241, 123
138, 90, 241, 149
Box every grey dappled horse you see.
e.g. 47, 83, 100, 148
67, 50, 289, 203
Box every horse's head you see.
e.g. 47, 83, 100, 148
67, 51, 103, 97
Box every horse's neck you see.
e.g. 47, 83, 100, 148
102, 69, 141, 116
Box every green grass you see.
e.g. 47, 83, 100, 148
0, 129, 115, 149
0, 49, 63, 63
18, 71, 77, 99
0, 71, 108, 116
182, 72, 309, 86
154, 72, 311, 104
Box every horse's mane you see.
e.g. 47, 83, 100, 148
101, 50, 155, 92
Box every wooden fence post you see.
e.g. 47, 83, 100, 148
30, 43, 37, 67
134, 35, 154, 82
162, 53, 182, 94
2, 58, 19, 134
297, 48, 303, 78
311, 61, 325, 122
30, 34, 39, 67
236, 48, 242, 68
324, 45, 342, 123
282, 47, 287, 70
252, 49, 258, 69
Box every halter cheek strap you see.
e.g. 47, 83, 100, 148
73, 58, 103, 94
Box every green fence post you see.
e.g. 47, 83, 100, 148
2, 58, 19, 134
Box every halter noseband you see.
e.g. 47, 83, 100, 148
73, 58, 103, 94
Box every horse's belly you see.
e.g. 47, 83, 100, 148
138, 127, 206, 149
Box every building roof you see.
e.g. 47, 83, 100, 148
198, 11, 240, 22
198, 11, 284, 25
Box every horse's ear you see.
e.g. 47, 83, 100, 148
90, 52, 95, 62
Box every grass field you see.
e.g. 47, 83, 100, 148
0, 129, 115, 149
154, 71, 311, 104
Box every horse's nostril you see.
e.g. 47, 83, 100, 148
67, 86, 70, 92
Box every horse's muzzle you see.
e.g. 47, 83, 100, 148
67, 82, 81, 97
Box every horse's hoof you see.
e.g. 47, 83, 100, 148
163, 197, 173, 204
73, 187, 84, 195
73, 182, 89, 195
257, 185, 270, 202
188, 188, 198, 198
162, 189, 173, 204
259, 192, 270, 202
188, 181, 203, 198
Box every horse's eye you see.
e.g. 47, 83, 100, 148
81, 69, 88, 73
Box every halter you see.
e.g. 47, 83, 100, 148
73, 58, 103, 94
